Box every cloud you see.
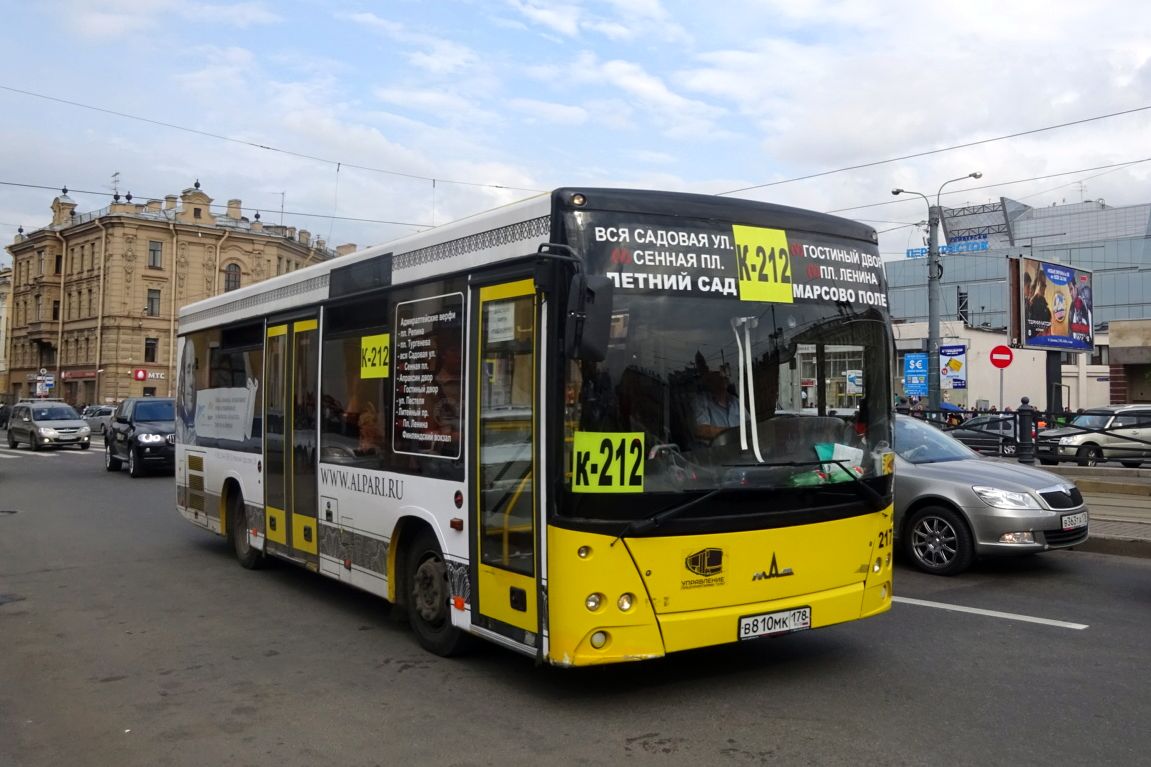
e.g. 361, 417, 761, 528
342, 12, 479, 76
507, 98, 588, 124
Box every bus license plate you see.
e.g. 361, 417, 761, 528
1062, 511, 1088, 530
738, 607, 811, 640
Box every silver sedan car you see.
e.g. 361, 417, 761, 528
893, 415, 1089, 575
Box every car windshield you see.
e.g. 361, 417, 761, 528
35, 406, 80, 420
1069, 412, 1111, 430
894, 416, 977, 464
134, 400, 174, 421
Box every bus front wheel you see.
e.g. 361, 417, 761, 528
404, 529, 469, 657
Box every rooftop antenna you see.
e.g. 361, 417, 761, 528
109, 171, 121, 198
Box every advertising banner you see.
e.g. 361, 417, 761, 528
1020, 257, 1093, 352
939, 344, 967, 390
903, 353, 927, 397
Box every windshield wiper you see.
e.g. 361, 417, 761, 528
731, 316, 764, 462
611, 489, 724, 544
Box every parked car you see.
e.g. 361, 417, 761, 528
84, 405, 115, 436
893, 415, 1089, 575
1036, 405, 1151, 467
946, 414, 1035, 457
6, 402, 92, 451
105, 397, 176, 477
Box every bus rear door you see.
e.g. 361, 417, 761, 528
264, 317, 320, 567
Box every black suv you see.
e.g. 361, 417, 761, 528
105, 397, 176, 477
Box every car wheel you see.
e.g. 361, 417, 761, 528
1039, 458, 1058, 466
1121, 460, 1142, 468
29, 436, 41, 452
6, 431, 16, 449
79, 442, 90, 451
128, 447, 144, 478
904, 505, 974, 576
404, 528, 471, 657
1076, 445, 1102, 467
105, 441, 122, 471
1001, 440, 1017, 456
230, 491, 265, 569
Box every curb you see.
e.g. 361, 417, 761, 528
1073, 535, 1151, 559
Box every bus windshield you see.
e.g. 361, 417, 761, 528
561, 207, 892, 520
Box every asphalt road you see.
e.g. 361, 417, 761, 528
2, 437, 1149, 767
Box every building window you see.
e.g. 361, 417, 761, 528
224, 263, 241, 292
54, 253, 62, 274
146, 289, 161, 317
145, 337, 159, 363
52, 300, 60, 321
193, 207, 202, 219
1092, 345, 1109, 366
143, 386, 157, 397
148, 240, 163, 269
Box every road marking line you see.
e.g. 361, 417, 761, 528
893, 596, 1088, 630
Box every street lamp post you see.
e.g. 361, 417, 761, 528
892, 172, 982, 410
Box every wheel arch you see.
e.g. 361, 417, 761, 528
898, 494, 971, 542
387, 513, 450, 607
220, 475, 245, 540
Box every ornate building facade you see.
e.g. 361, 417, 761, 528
4, 182, 355, 405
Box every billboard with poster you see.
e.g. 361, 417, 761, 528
1019, 257, 1093, 352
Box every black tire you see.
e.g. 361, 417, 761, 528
1121, 460, 1142, 469
105, 441, 122, 471
30, 436, 41, 452
128, 446, 144, 478
404, 529, 470, 657
904, 505, 974, 576
1076, 445, 1102, 467
1039, 458, 1058, 466
230, 491, 265, 569
7, 431, 17, 449
79, 442, 90, 451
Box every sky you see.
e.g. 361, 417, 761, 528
3, 0, 1151, 270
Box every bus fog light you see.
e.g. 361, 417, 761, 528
873, 558, 882, 573
590, 630, 609, 649
999, 531, 1035, 544
577, 545, 591, 559
617, 593, 635, 612
585, 593, 604, 611
885, 552, 892, 567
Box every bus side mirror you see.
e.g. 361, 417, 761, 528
566, 274, 613, 362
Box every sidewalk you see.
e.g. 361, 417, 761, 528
1044, 465, 1151, 558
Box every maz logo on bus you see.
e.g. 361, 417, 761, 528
571, 431, 644, 493
751, 552, 794, 580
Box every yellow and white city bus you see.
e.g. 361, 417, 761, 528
175, 188, 895, 666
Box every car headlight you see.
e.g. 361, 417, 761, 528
972, 486, 1041, 509
1058, 437, 1073, 446
37, 427, 59, 437
79, 426, 91, 435
138, 433, 165, 443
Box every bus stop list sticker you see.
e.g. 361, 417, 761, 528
572, 431, 645, 493
360, 333, 391, 379
731, 225, 794, 304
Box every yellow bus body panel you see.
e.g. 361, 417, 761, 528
546, 509, 892, 666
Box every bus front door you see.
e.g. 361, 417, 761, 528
472, 278, 540, 648
264, 318, 320, 567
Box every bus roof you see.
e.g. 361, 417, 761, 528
178, 187, 878, 334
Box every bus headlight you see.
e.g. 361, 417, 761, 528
590, 630, 609, 649
617, 593, 635, 612
585, 593, 604, 611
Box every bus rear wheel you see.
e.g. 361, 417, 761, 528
230, 492, 264, 570
404, 529, 469, 657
